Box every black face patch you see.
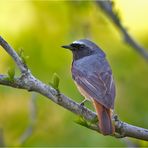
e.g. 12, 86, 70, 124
68, 39, 106, 60
71, 43, 79, 48
72, 46, 94, 60
70, 43, 85, 51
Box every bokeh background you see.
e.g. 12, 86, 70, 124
0, 0, 148, 147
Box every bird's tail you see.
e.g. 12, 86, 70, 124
93, 100, 115, 135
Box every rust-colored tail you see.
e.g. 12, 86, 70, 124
93, 100, 115, 135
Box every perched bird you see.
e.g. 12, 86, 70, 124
62, 39, 115, 135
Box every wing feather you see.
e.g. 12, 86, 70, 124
73, 68, 115, 109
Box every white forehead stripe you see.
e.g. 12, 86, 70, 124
72, 40, 83, 45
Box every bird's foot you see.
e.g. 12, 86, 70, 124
79, 98, 88, 106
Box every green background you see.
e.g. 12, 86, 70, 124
0, 0, 148, 147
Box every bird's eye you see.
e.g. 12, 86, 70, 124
70, 43, 85, 50
79, 44, 85, 49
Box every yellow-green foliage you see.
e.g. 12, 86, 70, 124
18, 49, 29, 65
0, 0, 148, 147
7, 67, 15, 81
49, 73, 60, 90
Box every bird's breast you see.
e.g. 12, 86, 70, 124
74, 81, 92, 101
72, 54, 109, 76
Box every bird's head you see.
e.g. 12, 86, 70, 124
62, 39, 105, 60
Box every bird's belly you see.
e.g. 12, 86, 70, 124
74, 81, 92, 102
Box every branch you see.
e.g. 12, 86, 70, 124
96, 0, 148, 61
0, 36, 148, 141
0, 36, 28, 72
19, 93, 37, 144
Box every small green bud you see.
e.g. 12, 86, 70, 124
52, 73, 60, 89
90, 116, 98, 124
74, 116, 89, 127
8, 67, 15, 81
18, 48, 29, 64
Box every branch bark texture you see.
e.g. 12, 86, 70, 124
96, 0, 148, 61
0, 36, 148, 141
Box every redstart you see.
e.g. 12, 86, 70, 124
62, 39, 115, 135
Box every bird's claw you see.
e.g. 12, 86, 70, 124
79, 98, 88, 106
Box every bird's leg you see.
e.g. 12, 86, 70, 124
80, 98, 88, 106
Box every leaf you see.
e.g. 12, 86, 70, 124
8, 67, 15, 81
90, 116, 98, 124
18, 48, 29, 64
52, 73, 60, 89
74, 116, 89, 127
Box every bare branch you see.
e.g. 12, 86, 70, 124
0, 36, 148, 141
114, 115, 148, 141
96, 1, 148, 61
0, 36, 28, 73
19, 93, 37, 144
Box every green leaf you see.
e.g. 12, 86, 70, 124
74, 116, 89, 127
90, 116, 98, 124
52, 73, 60, 89
8, 67, 15, 81
18, 48, 29, 64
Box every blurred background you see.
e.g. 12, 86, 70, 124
0, 0, 148, 147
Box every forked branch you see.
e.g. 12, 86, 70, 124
0, 36, 148, 141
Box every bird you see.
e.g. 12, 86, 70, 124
62, 39, 115, 135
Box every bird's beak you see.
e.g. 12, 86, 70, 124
61, 45, 72, 50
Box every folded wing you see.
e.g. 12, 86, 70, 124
73, 68, 115, 109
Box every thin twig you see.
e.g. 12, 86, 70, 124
0, 36, 148, 141
96, 0, 148, 61
19, 93, 37, 144
0, 36, 28, 72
